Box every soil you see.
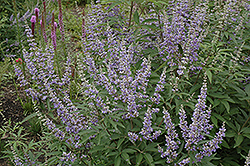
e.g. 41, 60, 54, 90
0, 79, 26, 127
0, 79, 26, 166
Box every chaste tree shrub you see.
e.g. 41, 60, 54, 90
2, 0, 250, 165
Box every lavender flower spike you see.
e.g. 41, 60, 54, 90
34, 8, 39, 23
158, 107, 180, 163
58, 0, 65, 41
51, 13, 57, 50
245, 150, 250, 166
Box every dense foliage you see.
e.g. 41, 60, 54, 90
1, 0, 250, 165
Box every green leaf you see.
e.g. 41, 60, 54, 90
21, 112, 37, 124
189, 84, 201, 94
221, 100, 230, 113
155, 1, 169, 5
121, 152, 131, 165
114, 156, 121, 166
116, 122, 125, 128
117, 138, 125, 149
107, 152, 118, 157
242, 127, 250, 134
226, 130, 237, 138
209, 93, 228, 99
245, 83, 250, 96
80, 131, 97, 144
111, 134, 121, 140
108, 118, 118, 131
234, 135, 244, 148
136, 34, 156, 42
142, 18, 158, 24
206, 69, 212, 84
221, 140, 230, 149
243, 133, 250, 139
136, 153, 143, 166
145, 143, 157, 152
178, 44, 183, 54
227, 122, 237, 131
123, 149, 137, 153
211, 116, 218, 128
213, 99, 220, 108
243, 45, 250, 50
134, 10, 139, 24
45, 151, 61, 157
228, 83, 246, 96
89, 145, 105, 153
144, 153, 153, 165
212, 113, 226, 122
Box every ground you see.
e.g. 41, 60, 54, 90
0, 79, 26, 165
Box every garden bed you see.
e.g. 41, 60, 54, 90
1, 0, 250, 166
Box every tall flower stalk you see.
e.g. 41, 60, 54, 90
57, 0, 66, 59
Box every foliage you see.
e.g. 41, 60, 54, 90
1, 0, 250, 166
0, 58, 11, 84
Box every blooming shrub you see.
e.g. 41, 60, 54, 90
2, 0, 250, 165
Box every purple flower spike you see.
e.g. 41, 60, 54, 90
34, 8, 39, 23
30, 15, 36, 23
30, 16, 36, 36
54, 22, 57, 29
51, 13, 57, 50
57, 0, 65, 41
